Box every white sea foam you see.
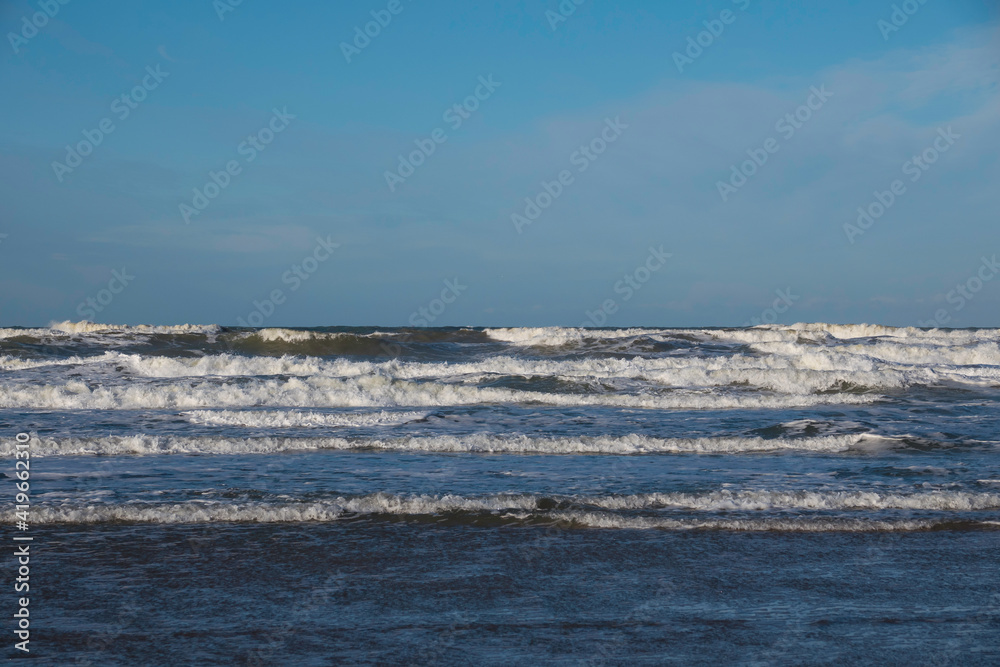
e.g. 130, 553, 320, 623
0, 351, 340, 375
483, 327, 668, 347
239, 327, 412, 342
720, 322, 1000, 342
30, 504, 947, 531
749, 339, 1000, 368
0, 355, 90, 371
583, 489, 1000, 511
485, 323, 1000, 347
548, 513, 941, 532
4, 321, 998, 348
182, 409, 430, 428
8, 336, 1000, 393
29, 489, 999, 526
48, 321, 221, 336
0, 327, 56, 340
0, 375, 880, 411
1, 432, 894, 457
4, 323, 998, 416
245, 328, 342, 343
0, 321, 221, 341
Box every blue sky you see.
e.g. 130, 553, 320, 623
1, 0, 998, 327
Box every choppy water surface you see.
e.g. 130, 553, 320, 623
3, 322, 999, 664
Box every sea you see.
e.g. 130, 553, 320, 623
2, 321, 999, 665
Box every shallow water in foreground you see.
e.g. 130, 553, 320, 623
3, 322, 999, 663
37, 525, 1000, 665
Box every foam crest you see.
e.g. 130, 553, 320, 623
549, 513, 942, 532
49, 321, 222, 335
0, 321, 221, 341
728, 322, 1000, 342
31, 504, 950, 531
11, 348, 996, 395
247, 328, 344, 343
30, 489, 999, 526
587, 489, 1000, 511
484, 324, 1000, 349
0, 327, 56, 340
117, 352, 341, 378
181, 409, 429, 428
0, 375, 879, 410
750, 339, 1000, 368
17, 340, 998, 393
2, 432, 889, 457
780, 322, 1000, 340
0, 355, 88, 371
483, 327, 666, 347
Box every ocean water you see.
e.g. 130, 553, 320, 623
3, 321, 1000, 664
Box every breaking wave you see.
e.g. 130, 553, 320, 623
0, 321, 222, 339
29, 489, 1000, 527
181, 409, 430, 428
2, 432, 893, 457
0, 375, 880, 410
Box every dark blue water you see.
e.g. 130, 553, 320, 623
2, 323, 999, 664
